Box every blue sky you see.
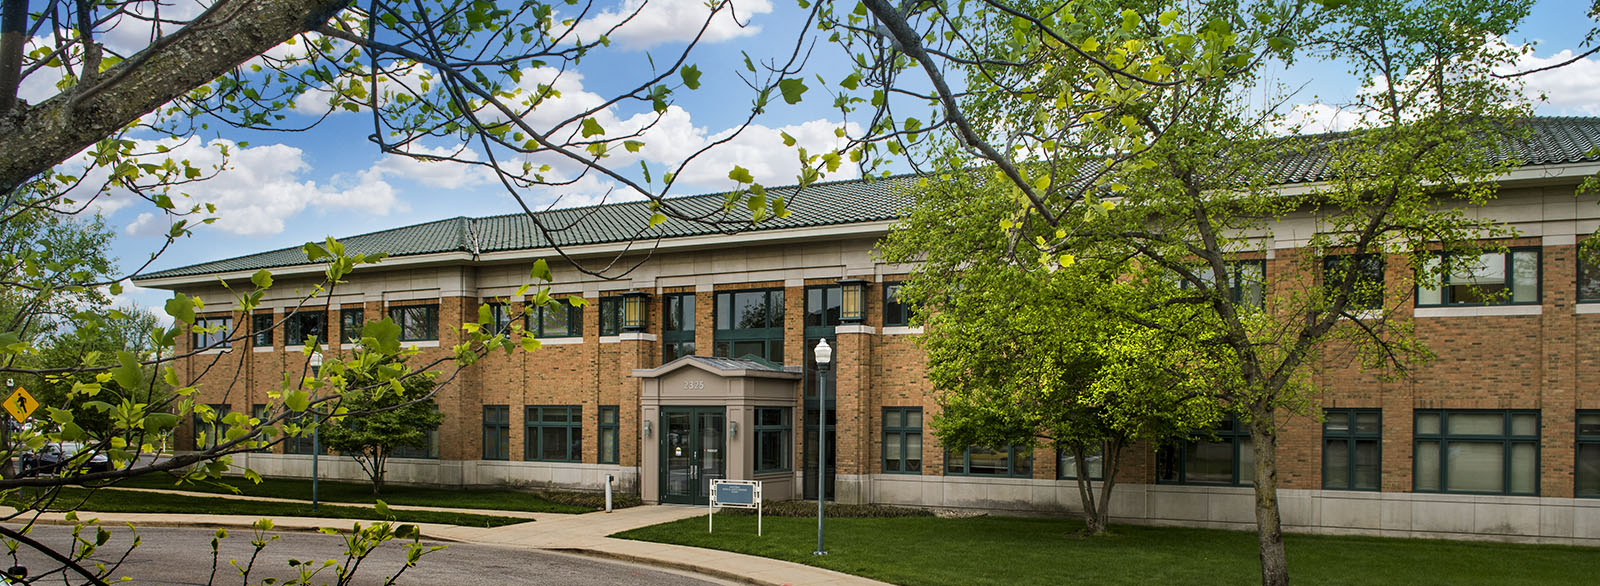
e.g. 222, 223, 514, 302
98, 0, 1600, 313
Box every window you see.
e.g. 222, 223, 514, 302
486, 302, 512, 336
193, 403, 231, 450
751, 407, 791, 473
947, 446, 1032, 477
1157, 416, 1254, 485
527, 302, 582, 338
1579, 247, 1600, 303
598, 406, 619, 464
391, 426, 440, 459
806, 286, 841, 329
250, 314, 273, 347
483, 405, 510, 460
598, 297, 623, 336
1414, 410, 1539, 495
1323, 254, 1384, 310
1184, 260, 1266, 308
1323, 409, 1380, 491
250, 404, 270, 452
339, 308, 365, 344
663, 293, 696, 361
389, 305, 438, 341
1057, 443, 1104, 480
1579, 412, 1600, 497
1417, 249, 1540, 306
193, 316, 233, 350
714, 289, 784, 364
883, 282, 912, 327
282, 411, 318, 455
525, 405, 582, 462
882, 407, 922, 474
286, 311, 326, 346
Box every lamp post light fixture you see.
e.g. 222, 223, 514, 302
837, 279, 867, 324
308, 352, 322, 512
622, 291, 649, 332
812, 338, 833, 556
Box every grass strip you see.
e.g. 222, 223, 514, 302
111, 473, 607, 514
615, 514, 1600, 586
12, 487, 527, 528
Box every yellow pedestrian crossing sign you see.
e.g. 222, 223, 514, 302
3, 387, 38, 422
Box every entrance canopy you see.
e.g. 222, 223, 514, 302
634, 356, 801, 504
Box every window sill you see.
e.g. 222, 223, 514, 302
252, 347, 273, 353
1337, 309, 1384, 321
402, 340, 441, 348
198, 348, 231, 355
835, 324, 876, 335
598, 335, 621, 344
882, 326, 924, 335
535, 336, 584, 345
619, 332, 658, 342
1413, 305, 1542, 318
1577, 303, 1600, 314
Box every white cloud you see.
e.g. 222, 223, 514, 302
668, 118, 862, 189
364, 144, 495, 189
105, 279, 174, 328
568, 0, 772, 50
1270, 103, 1380, 135
107, 139, 405, 237
1500, 46, 1600, 115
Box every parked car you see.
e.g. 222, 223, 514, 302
19, 442, 109, 476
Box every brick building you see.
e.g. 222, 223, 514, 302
134, 118, 1600, 544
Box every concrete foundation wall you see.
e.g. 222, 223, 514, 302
231, 453, 639, 494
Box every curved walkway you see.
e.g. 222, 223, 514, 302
20, 495, 888, 586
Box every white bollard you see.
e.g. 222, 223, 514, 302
605, 474, 614, 513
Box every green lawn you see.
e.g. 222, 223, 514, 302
614, 514, 1600, 586
111, 473, 602, 514
12, 487, 527, 528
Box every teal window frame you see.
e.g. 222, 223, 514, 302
250, 313, 273, 347
598, 297, 623, 336
1416, 248, 1542, 307
883, 282, 912, 327
1579, 247, 1600, 303
339, 308, 364, 343
485, 302, 512, 336
1057, 442, 1105, 480
285, 310, 326, 346
1157, 416, 1253, 486
1322, 409, 1381, 491
1413, 410, 1540, 496
598, 406, 619, 464
389, 305, 439, 341
525, 405, 582, 462
662, 293, 696, 361
192, 316, 232, 350
526, 303, 583, 338
946, 445, 1032, 478
1579, 411, 1600, 498
390, 425, 440, 459
1323, 254, 1385, 311
282, 410, 318, 455
713, 289, 785, 364
482, 405, 510, 460
754, 407, 792, 473
882, 407, 922, 474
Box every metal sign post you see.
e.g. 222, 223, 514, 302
709, 479, 763, 536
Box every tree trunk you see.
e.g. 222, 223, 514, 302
1250, 409, 1289, 586
1069, 443, 1104, 535
371, 449, 385, 496
1093, 439, 1121, 535
0, 0, 353, 194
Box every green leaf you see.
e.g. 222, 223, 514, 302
284, 390, 310, 412
623, 140, 644, 153
840, 72, 861, 90
164, 294, 195, 325
781, 132, 797, 147
680, 65, 702, 90
251, 269, 273, 289
111, 351, 143, 390
728, 166, 755, 184
580, 118, 605, 138
648, 212, 668, 228
778, 78, 808, 105
530, 259, 553, 281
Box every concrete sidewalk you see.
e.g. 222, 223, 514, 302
23, 504, 889, 586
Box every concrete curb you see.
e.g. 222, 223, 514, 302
545, 547, 769, 586
15, 515, 477, 543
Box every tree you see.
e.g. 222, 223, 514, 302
873, 0, 1535, 583
317, 363, 445, 495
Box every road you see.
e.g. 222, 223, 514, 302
0, 524, 725, 585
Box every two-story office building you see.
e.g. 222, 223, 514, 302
134, 117, 1600, 544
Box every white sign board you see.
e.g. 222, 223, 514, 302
709, 479, 763, 536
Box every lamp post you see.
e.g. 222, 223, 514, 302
812, 338, 832, 556
308, 352, 322, 512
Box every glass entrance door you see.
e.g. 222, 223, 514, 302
659, 407, 726, 505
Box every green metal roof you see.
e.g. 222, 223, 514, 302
138, 116, 1600, 281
